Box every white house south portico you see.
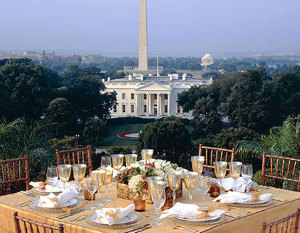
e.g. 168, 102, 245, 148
104, 74, 213, 118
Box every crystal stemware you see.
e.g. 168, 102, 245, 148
167, 171, 182, 206
102, 167, 113, 203
57, 164, 72, 190
91, 169, 106, 207
214, 161, 227, 194
111, 154, 124, 172
191, 156, 205, 191
183, 171, 198, 201
72, 164, 86, 198
147, 176, 163, 217
151, 181, 166, 227
101, 156, 112, 169
125, 154, 138, 166
141, 149, 154, 164
228, 162, 243, 192
242, 164, 253, 192
46, 166, 58, 181
198, 175, 211, 201
85, 175, 98, 209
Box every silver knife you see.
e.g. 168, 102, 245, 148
118, 224, 150, 233
56, 208, 85, 219
133, 226, 151, 233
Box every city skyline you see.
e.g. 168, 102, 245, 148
1, 0, 300, 57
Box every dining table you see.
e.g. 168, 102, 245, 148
0, 183, 299, 233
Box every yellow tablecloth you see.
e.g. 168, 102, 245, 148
0, 184, 299, 233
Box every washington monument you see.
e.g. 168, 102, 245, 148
138, 0, 148, 71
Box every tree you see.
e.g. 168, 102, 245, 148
45, 98, 77, 137
64, 75, 116, 121
136, 117, 192, 166
83, 118, 107, 143
0, 59, 61, 120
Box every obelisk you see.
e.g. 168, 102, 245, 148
138, 0, 148, 71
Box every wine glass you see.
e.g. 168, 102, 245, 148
102, 167, 113, 203
167, 171, 182, 205
72, 164, 86, 198
214, 161, 227, 194
147, 176, 163, 217
150, 181, 166, 227
101, 156, 112, 169
85, 175, 98, 209
111, 154, 124, 172
125, 154, 138, 166
242, 164, 253, 192
141, 149, 154, 164
191, 156, 204, 191
228, 162, 243, 192
91, 169, 106, 207
183, 171, 198, 201
198, 175, 211, 201
46, 166, 58, 181
57, 164, 72, 190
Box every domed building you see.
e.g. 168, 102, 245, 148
201, 53, 214, 67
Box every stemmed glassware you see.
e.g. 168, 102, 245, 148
228, 162, 243, 192
141, 149, 154, 164
198, 175, 211, 201
125, 154, 138, 166
150, 180, 166, 227
46, 166, 58, 181
191, 156, 204, 191
85, 175, 98, 209
102, 167, 114, 203
57, 164, 72, 190
167, 171, 182, 205
147, 176, 163, 217
101, 156, 112, 169
214, 161, 227, 194
242, 164, 253, 192
183, 171, 198, 201
72, 164, 86, 198
91, 169, 106, 207
111, 154, 124, 172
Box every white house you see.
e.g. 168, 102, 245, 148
104, 74, 213, 118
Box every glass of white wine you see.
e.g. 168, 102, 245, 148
72, 164, 86, 198
242, 164, 253, 192
228, 162, 242, 192
213, 161, 227, 194
57, 164, 72, 190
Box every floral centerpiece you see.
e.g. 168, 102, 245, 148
116, 159, 183, 203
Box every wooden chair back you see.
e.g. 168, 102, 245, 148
56, 146, 92, 174
199, 144, 235, 169
261, 208, 300, 233
14, 212, 64, 233
261, 153, 300, 191
0, 156, 30, 191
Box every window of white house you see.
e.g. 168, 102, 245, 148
122, 105, 126, 113
164, 94, 168, 100
144, 105, 147, 112
131, 93, 134, 100
144, 94, 147, 99
113, 105, 117, 112
165, 105, 168, 113
131, 105, 134, 113
122, 93, 126, 100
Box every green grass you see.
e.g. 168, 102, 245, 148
96, 124, 146, 148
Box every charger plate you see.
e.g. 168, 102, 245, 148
173, 214, 225, 226
228, 199, 272, 208
28, 199, 81, 213
31, 187, 62, 196
86, 212, 145, 229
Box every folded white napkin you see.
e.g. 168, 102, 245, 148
213, 191, 272, 204
38, 186, 79, 208
30, 178, 79, 192
160, 203, 225, 220
217, 177, 257, 193
95, 204, 135, 225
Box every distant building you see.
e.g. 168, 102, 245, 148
105, 73, 213, 118
201, 53, 214, 67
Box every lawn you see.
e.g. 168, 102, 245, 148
96, 124, 146, 148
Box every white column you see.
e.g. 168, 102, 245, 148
135, 94, 140, 117
157, 94, 160, 117
146, 94, 149, 117
168, 93, 171, 116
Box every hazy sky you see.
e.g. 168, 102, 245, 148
1, 0, 299, 57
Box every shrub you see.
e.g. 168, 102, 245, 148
83, 118, 107, 143
49, 136, 76, 150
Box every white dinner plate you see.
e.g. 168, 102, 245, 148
177, 214, 221, 222
90, 213, 138, 225
33, 198, 78, 208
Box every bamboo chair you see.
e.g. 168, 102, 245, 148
56, 145, 92, 174
0, 156, 30, 193
14, 212, 64, 233
261, 153, 300, 191
261, 208, 300, 233
199, 144, 235, 170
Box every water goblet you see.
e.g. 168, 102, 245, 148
167, 171, 182, 205
46, 166, 58, 181
101, 156, 112, 169
191, 156, 205, 191
198, 175, 211, 201
125, 154, 138, 166
102, 167, 113, 203
57, 164, 72, 190
242, 164, 253, 192
111, 154, 124, 172
147, 176, 163, 217
85, 175, 98, 209
91, 169, 106, 207
228, 162, 243, 192
150, 181, 166, 227
72, 164, 86, 198
214, 161, 227, 194
183, 171, 198, 201
141, 149, 154, 164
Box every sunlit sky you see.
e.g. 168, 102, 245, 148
1, 0, 299, 57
